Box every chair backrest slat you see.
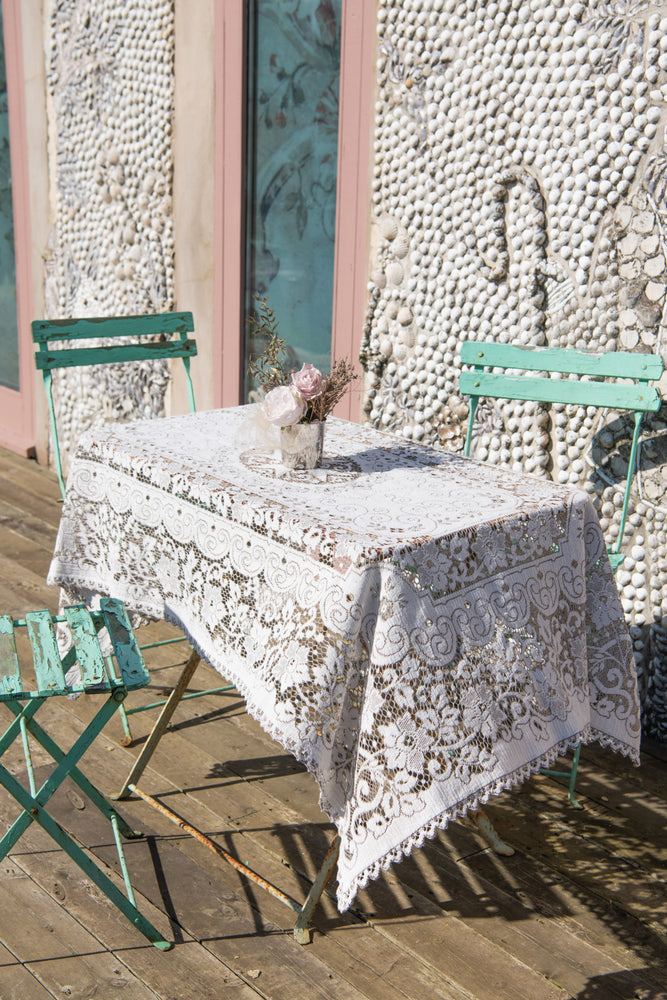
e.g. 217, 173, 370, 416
99, 598, 150, 691
0, 617, 21, 696
31, 312, 194, 344
458, 371, 662, 413
460, 342, 664, 380
34, 339, 197, 372
25, 610, 67, 693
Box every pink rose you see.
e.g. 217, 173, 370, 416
291, 363, 324, 400
263, 385, 306, 426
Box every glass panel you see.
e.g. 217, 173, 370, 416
0, 0, 19, 391
244, 0, 341, 396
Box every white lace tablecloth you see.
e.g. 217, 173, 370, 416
48, 405, 640, 911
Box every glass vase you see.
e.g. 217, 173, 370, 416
280, 420, 325, 470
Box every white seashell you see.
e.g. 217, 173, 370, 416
645, 281, 665, 302
386, 261, 405, 285
400, 326, 416, 349
380, 216, 399, 240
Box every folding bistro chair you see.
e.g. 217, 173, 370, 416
0, 597, 170, 949
32, 313, 232, 749
460, 342, 663, 805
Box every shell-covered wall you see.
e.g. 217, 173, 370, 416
361, 0, 667, 740
44, 0, 176, 460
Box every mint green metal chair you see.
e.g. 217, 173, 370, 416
0, 598, 170, 949
32, 312, 197, 499
460, 342, 663, 806
32, 313, 232, 749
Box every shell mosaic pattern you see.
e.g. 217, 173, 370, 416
45, 0, 175, 464
361, 0, 667, 739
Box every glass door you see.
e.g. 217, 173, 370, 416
243, 0, 342, 395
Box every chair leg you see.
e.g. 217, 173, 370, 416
539, 745, 583, 809
116, 636, 190, 746
0, 696, 123, 856
7, 705, 142, 840
118, 701, 134, 746
292, 835, 341, 944
567, 745, 582, 809
118, 635, 191, 746
12, 779, 169, 949
116, 650, 201, 799
0, 704, 171, 949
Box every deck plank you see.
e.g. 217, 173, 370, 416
6, 853, 265, 1000
56, 659, 667, 999
488, 779, 667, 936
38, 698, 609, 1000
0, 797, 265, 999
127, 682, 667, 998
0, 471, 62, 532
0, 551, 61, 617
0, 856, 161, 999
0, 451, 62, 507
0, 966, 56, 1000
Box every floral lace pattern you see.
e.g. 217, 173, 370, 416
48, 406, 640, 912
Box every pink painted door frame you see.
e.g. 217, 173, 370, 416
213, 1, 375, 421
330, 1, 375, 421
0, 0, 34, 455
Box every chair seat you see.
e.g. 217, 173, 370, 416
0, 600, 151, 701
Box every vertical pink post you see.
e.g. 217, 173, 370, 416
0, 0, 34, 455
213, 4, 245, 409
330, 1, 375, 423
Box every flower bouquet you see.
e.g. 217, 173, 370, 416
247, 297, 357, 469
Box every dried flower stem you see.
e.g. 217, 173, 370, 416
308, 359, 358, 421
247, 297, 290, 393
247, 295, 358, 421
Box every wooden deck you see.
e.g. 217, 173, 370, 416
0, 444, 665, 1000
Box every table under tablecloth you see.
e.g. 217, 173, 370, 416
48, 406, 640, 911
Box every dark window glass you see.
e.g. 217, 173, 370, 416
244, 0, 342, 396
